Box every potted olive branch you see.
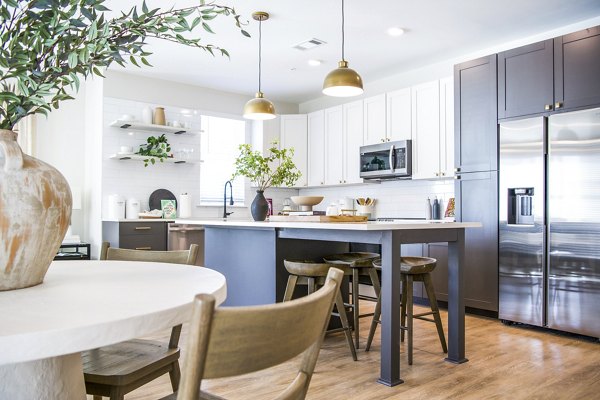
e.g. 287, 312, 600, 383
0, 0, 248, 292
232, 141, 301, 221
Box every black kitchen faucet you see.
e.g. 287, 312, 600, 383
223, 180, 234, 219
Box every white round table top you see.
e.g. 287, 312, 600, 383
0, 260, 227, 365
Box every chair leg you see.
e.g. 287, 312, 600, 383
405, 275, 414, 365
109, 387, 125, 400
352, 268, 360, 349
400, 275, 408, 342
335, 289, 358, 361
423, 273, 448, 353
365, 290, 381, 351
93, 396, 103, 400
169, 361, 181, 392
283, 275, 298, 302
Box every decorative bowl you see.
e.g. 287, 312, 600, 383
291, 196, 324, 211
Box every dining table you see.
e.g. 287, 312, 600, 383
0, 260, 227, 400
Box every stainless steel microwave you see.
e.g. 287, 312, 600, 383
359, 140, 412, 180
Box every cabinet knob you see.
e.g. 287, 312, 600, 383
339, 180, 342, 184
544, 104, 553, 111
343, 180, 346, 183
455, 167, 461, 172
441, 172, 446, 176
454, 175, 461, 180
386, 138, 390, 142
321, 182, 324, 185
435, 172, 439, 177
381, 138, 385, 143
555, 101, 563, 109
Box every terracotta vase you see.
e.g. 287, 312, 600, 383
0, 130, 72, 291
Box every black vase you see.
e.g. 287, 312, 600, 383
251, 190, 269, 221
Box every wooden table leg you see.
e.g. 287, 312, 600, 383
378, 230, 404, 386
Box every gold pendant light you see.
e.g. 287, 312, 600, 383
323, 0, 363, 97
244, 11, 276, 120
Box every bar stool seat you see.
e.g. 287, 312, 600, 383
283, 259, 357, 361
322, 252, 380, 349
366, 256, 447, 365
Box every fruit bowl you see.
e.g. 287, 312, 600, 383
290, 196, 324, 211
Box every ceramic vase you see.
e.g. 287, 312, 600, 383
0, 130, 72, 291
141, 106, 153, 124
154, 107, 166, 126
250, 190, 269, 221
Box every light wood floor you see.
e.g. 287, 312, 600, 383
91, 303, 600, 400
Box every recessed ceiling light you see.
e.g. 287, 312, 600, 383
308, 59, 322, 66
387, 27, 405, 37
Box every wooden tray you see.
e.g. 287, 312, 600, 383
268, 215, 368, 223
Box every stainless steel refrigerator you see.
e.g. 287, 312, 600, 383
499, 107, 600, 338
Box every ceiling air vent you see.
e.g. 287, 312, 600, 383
293, 38, 326, 51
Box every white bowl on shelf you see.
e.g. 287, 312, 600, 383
290, 196, 324, 211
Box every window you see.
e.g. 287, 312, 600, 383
200, 115, 246, 205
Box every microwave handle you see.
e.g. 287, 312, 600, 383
389, 144, 396, 172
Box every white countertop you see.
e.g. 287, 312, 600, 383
175, 218, 481, 230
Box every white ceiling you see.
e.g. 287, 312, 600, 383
106, 0, 600, 104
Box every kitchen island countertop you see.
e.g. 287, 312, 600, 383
175, 218, 480, 230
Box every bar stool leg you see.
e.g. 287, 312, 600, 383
405, 274, 414, 365
352, 268, 360, 349
335, 289, 358, 361
400, 274, 408, 343
423, 274, 448, 353
365, 292, 381, 351
283, 275, 298, 302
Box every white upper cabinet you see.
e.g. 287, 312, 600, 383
343, 100, 364, 184
386, 88, 412, 141
307, 110, 325, 186
324, 106, 344, 185
411, 81, 441, 180
363, 94, 387, 145
280, 114, 308, 187
439, 77, 454, 178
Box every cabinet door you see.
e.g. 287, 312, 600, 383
363, 94, 387, 145
343, 100, 364, 184
555, 26, 600, 111
455, 170, 499, 312
307, 110, 325, 186
498, 40, 554, 119
386, 88, 412, 141
411, 81, 440, 180
454, 55, 498, 173
439, 77, 454, 178
324, 106, 344, 185
280, 115, 308, 187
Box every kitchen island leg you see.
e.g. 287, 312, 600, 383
446, 229, 468, 363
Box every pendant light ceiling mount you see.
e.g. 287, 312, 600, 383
322, 0, 364, 97
243, 11, 276, 120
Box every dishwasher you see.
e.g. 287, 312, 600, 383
167, 223, 205, 266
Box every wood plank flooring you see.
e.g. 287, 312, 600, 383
89, 303, 600, 400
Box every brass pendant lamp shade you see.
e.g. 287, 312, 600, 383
322, 0, 363, 97
244, 12, 276, 120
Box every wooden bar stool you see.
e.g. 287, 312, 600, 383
283, 259, 357, 361
366, 256, 447, 365
322, 252, 380, 349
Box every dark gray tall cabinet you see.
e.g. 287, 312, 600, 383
434, 54, 499, 313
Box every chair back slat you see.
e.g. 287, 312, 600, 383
100, 242, 199, 266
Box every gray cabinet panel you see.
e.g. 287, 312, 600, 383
498, 40, 554, 119
455, 171, 499, 311
555, 26, 600, 111
454, 55, 498, 173
102, 221, 167, 252
428, 243, 449, 302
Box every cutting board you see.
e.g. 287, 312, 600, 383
268, 215, 368, 223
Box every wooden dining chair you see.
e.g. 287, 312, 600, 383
160, 267, 344, 400
82, 242, 199, 400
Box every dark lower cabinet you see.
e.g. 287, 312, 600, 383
498, 39, 554, 119
555, 26, 600, 111
102, 221, 167, 251
454, 54, 498, 173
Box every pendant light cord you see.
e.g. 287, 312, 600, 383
258, 18, 262, 93
341, 0, 345, 61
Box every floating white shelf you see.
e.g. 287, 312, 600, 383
109, 120, 201, 135
109, 154, 202, 164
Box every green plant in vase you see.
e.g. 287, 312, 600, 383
232, 141, 301, 221
137, 134, 171, 166
0, 0, 248, 292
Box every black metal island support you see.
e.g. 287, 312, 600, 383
183, 218, 481, 387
